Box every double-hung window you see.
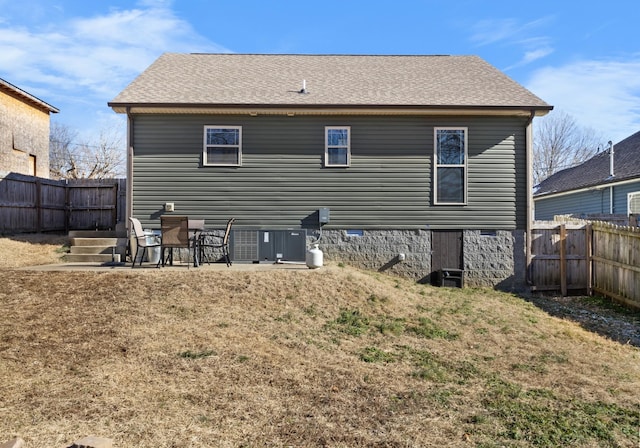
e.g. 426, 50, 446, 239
325, 126, 350, 167
434, 127, 467, 204
204, 126, 242, 166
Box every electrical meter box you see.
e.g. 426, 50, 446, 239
318, 208, 330, 224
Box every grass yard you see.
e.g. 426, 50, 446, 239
0, 235, 639, 447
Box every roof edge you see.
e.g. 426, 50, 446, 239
108, 102, 553, 116
534, 175, 640, 200
0, 78, 59, 114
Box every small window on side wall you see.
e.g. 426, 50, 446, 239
434, 127, 467, 205
204, 126, 242, 166
325, 126, 350, 167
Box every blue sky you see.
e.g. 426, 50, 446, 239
1, 0, 639, 144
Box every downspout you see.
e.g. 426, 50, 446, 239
525, 110, 535, 286
610, 187, 614, 214
608, 141, 614, 214
126, 107, 134, 225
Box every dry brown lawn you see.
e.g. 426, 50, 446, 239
0, 235, 639, 447
0, 234, 68, 268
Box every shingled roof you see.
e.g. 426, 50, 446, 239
534, 130, 640, 197
109, 53, 551, 113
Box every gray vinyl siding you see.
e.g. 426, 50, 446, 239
534, 190, 607, 220
131, 114, 528, 230
613, 181, 640, 214
534, 180, 640, 220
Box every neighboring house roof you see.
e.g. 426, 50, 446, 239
0, 78, 59, 114
535, 130, 640, 197
109, 53, 551, 114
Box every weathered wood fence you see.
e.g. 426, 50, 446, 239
591, 222, 640, 310
0, 172, 126, 233
530, 220, 640, 309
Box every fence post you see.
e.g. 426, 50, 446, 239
65, 181, 70, 233
112, 182, 118, 230
560, 224, 567, 296
35, 178, 42, 232
586, 223, 593, 296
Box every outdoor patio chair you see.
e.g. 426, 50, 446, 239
188, 219, 205, 244
198, 218, 235, 267
160, 215, 192, 268
129, 217, 161, 268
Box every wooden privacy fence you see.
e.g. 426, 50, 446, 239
529, 220, 640, 309
530, 222, 591, 296
591, 222, 640, 310
0, 172, 126, 233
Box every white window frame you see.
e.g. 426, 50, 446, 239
203, 126, 242, 166
325, 126, 351, 167
434, 127, 468, 205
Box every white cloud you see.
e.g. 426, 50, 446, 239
470, 17, 555, 68
470, 18, 521, 46
527, 58, 640, 142
522, 48, 554, 65
470, 16, 554, 46
0, 1, 229, 139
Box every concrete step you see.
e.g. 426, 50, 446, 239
70, 245, 126, 255
70, 237, 127, 247
65, 253, 123, 263
65, 227, 130, 264
68, 230, 127, 239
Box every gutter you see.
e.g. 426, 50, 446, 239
107, 103, 554, 117
533, 175, 640, 200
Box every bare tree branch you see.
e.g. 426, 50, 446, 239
49, 123, 125, 179
533, 111, 606, 185
49, 122, 78, 180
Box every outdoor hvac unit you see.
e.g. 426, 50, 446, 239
628, 192, 640, 216
230, 229, 307, 263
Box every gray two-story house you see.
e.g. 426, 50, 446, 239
109, 53, 551, 288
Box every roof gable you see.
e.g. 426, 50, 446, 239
109, 53, 551, 113
0, 78, 59, 114
535, 130, 640, 196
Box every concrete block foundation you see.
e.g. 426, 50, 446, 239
313, 228, 526, 291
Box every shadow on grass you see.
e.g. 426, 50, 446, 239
520, 292, 640, 347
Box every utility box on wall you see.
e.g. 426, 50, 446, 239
318, 208, 330, 224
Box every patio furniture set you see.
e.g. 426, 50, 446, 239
129, 216, 235, 268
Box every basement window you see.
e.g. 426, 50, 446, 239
346, 229, 364, 237
480, 230, 497, 237
203, 126, 242, 166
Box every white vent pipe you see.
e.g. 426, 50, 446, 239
609, 140, 614, 177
